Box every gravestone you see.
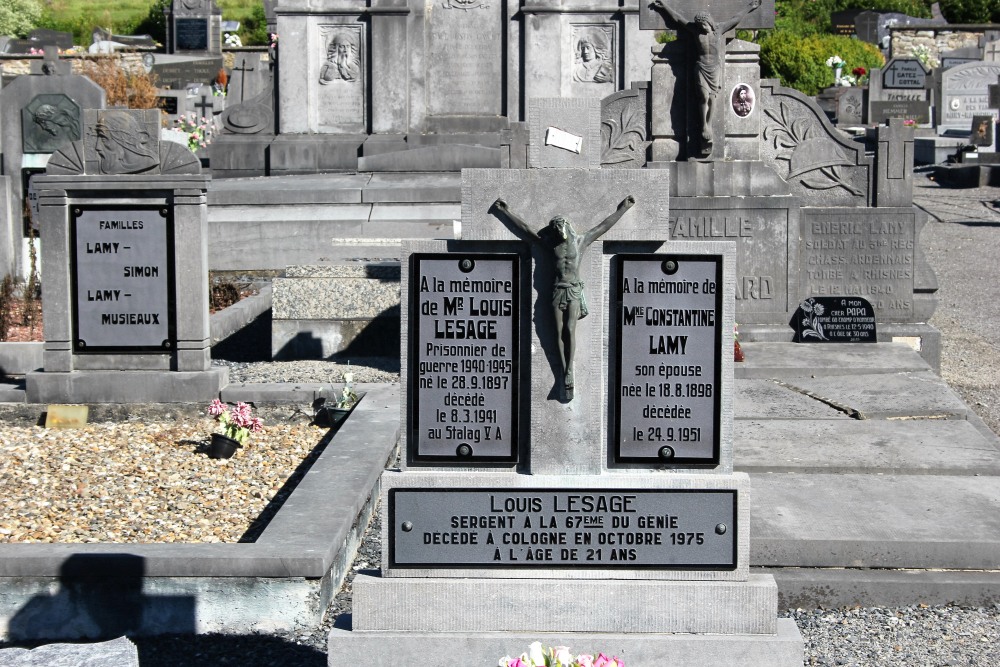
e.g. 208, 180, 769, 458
868, 59, 932, 125
831, 9, 863, 36
328, 162, 802, 663
170, 0, 222, 56
151, 54, 225, 91
939, 61, 1000, 133
91, 27, 157, 50
0, 57, 104, 279
837, 88, 864, 126
26, 109, 226, 403
27, 28, 74, 51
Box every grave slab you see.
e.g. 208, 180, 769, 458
751, 473, 1000, 569
362, 173, 461, 203
735, 418, 1000, 474
735, 341, 931, 378
0, 636, 138, 666
735, 379, 852, 420
779, 371, 970, 420
328, 621, 803, 667
353, 573, 778, 634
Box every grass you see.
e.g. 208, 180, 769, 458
39, 0, 260, 42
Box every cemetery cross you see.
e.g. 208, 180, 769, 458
232, 58, 254, 103
491, 195, 635, 398
195, 95, 213, 118
649, 0, 761, 159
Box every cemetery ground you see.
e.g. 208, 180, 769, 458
0, 172, 998, 664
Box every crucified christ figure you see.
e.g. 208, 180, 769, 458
650, 0, 761, 158
492, 195, 635, 396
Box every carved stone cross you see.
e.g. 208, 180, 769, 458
195, 95, 214, 118
31, 45, 71, 76
639, 0, 774, 32
231, 58, 255, 103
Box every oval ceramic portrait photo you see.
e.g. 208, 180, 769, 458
730, 84, 755, 118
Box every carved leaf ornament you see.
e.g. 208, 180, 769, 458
764, 102, 862, 196
601, 105, 647, 165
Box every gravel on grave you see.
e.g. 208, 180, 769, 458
0, 418, 332, 544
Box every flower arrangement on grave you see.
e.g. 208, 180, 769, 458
224, 33, 242, 48
499, 642, 624, 667
851, 66, 868, 86
207, 399, 263, 445
902, 119, 916, 127
825, 54, 845, 85
270, 33, 279, 49
175, 113, 213, 152
335, 371, 359, 409
213, 68, 228, 96
910, 45, 938, 70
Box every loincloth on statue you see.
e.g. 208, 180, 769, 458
553, 281, 588, 319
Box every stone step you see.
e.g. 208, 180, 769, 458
271, 263, 401, 359
750, 473, 1000, 570
328, 621, 803, 667
736, 419, 1000, 475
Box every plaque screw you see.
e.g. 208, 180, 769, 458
715, 523, 727, 535
662, 260, 678, 275
73, 208, 82, 217
456, 443, 473, 457
459, 259, 475, 273
658, 446, 674, 460
402, 521, 413, 532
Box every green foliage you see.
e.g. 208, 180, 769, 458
773, 0, 933, 36
238, 2, 269, 46
760, 32, 885, 96
0, 0, 43, 37
133, 0, 170, 44
937, 0, 1000, 23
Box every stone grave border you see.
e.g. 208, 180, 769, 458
0, 381, 400, 637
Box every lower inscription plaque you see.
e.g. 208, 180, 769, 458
409, 253, 519, 463
390, 488, 737, 569
613, 254, 723, 465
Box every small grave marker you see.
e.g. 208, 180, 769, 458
795, 296, 877, 343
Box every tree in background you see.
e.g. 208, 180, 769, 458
239, 2, 269, 46
937, 0, 1000, 23
133, 0, 171, 45
0, 0, 43, 37
761, 32, 885, 95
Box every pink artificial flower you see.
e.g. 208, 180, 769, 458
593, 655, 617, 667
231, 402, 253, 428
250, 417, 264, 433
575, 656, 595, 667
207, 398, 227, 417
508, 659, 529, 667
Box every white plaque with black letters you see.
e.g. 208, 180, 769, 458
409, 253, 519, 463
73, 207, 173, 351
613, 255, 723, 465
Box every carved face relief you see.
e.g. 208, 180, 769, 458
91, 111, 159, 174
22, 94, 81, 154
319, 27, 361, 84
571, 25, 614, 84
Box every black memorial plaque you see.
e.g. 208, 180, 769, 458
869, 100, 930, 125
409, 254, 519, 463
156, 96, 179, 115
795, 296, 877, 343
73, 207, 173, 351
390, 488, 737, 569
882, 59, 927, 89
613, 255, 723, 466
175, 18, 209, 51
